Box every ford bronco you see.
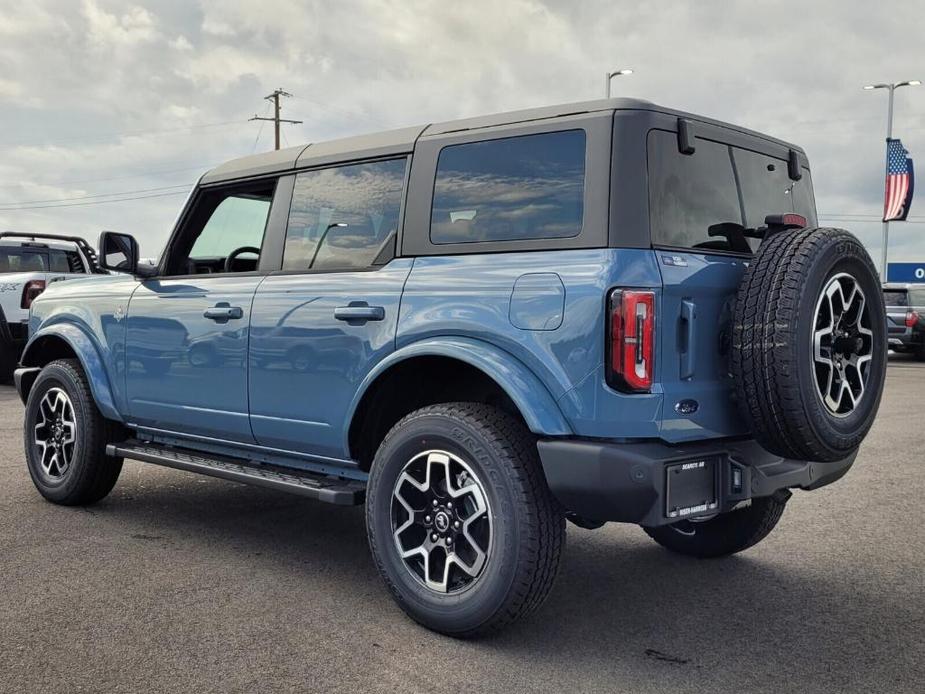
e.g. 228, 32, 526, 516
14, 98, 887, 637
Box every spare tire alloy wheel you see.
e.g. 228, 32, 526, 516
391, 450, 492, 594
732, 227, 887, 462
812, 273, 874, 416
33, 387, 77, 481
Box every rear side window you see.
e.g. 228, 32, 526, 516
283, 158, 406, 272
430, 130, 585, 244
48, 249, 82, 273
648, 130, 817, 253
883, 290, 908, 306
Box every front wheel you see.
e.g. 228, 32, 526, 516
365, 403, 565, 637
644, 490, 791, 558
23, 359, 123, 505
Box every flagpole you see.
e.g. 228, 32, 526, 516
865, 79, 921, 280
882, 84, 894, 280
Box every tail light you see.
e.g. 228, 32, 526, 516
906, 310, 920, 328
21, 280, 46, 309
608, 289, 655, 392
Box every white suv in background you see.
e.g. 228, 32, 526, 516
0, 232, 103, 380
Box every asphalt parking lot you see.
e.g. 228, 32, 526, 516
1, 355, 923, 694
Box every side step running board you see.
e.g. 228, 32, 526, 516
107, 440, 366, 505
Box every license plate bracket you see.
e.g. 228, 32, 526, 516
665, 458, 718, 519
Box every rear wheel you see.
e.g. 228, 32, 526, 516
644, 490, 791, 558
366, 402, 564, 637
23, 359, 123, 505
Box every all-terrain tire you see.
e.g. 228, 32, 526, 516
732, 227, 887, 462
366, 402, 565, 637
644, 490, 791, 558
23, 359, 123, 505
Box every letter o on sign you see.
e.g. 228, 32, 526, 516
917, 268, 925, 280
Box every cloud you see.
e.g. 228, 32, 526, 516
0, 0, 921, 263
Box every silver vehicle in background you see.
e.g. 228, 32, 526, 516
883, 283, 925, 360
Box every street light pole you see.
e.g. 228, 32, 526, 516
864, 80, 921, 279
604, 68, 633, 98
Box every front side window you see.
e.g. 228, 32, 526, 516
883, 290, 908, 306
283, 158, 406, 272
430, 130, 586, 245
165, 181, 275, 275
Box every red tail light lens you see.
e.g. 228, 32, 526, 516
906, 310, 920, 328
21, 280, 46, 309
608, 289, 655, 392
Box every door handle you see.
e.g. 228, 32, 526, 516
203, 303, 244, 323
679, 300, 696, 380
334, 304, 385, 323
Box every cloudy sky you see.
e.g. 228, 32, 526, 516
1, 0, 923, 262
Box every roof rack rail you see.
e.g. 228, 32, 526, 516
0, 231, 107, 274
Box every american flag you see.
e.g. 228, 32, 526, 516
883, 138, 914, 222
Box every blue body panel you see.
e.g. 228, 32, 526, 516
656, 251, 750, 441
22, 247, 748, 465
124, 276, 263, 442
22, 274, 138, 420
248, 260, 412, 459
397, 249, 666, 439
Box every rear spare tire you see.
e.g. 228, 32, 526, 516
732, 227, 886, 462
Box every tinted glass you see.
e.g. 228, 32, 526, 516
648, 131, 743, 251
649, 131, 819, 253
190, 194, 272, 259
283, 159, 406, 271
0, 248, 47, 272
910, 288, 925, 306
48, 249, 79, 273
883, 290, 908, 306
430, 130, 585, 244
733, 148, 817, 229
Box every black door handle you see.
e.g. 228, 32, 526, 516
334, 305, 385, 323
203, 303, 243, 323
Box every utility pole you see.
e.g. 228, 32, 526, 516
863, 79, 921, 278
250, 88, 303, 150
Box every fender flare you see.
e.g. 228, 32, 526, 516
345, 336, 572, 451
20, 323, 122, 422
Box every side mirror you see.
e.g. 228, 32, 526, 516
98, 231, 141, 274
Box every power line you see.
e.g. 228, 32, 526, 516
0, 120, 248, 148
0, 163, 210, 190
250, 89, 302, 151
0, 190, 189, 211
1, 183, 193, 206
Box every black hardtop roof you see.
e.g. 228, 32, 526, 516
201, 97, 806, 185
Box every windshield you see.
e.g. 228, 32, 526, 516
648, 129, 817, 254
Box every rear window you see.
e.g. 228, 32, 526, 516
883, 290, 908, 307
648, 130, 817, 253
0, 248, 48, 273
430, 130, 585, 244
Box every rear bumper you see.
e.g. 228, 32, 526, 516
537, 437, 856, 527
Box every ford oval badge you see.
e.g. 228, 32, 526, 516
675, 399, 699, 416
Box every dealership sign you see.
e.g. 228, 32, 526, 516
887, 262, 925, 282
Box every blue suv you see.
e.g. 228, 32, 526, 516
15, 98, 887, 636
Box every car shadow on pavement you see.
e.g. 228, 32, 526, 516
78, 473, 918, 690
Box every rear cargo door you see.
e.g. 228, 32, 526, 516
647, 127, 817, 442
